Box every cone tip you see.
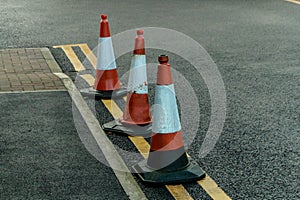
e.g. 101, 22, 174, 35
101, 14, 107, 20
158, 55, 168, 64
137, 29, 144, 35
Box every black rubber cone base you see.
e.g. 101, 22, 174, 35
132, 159, 205, 185
80, 87, 127, 99
102, 119, 152, 137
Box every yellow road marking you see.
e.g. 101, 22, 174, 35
53, 43, 88, 48
80, 73, 127, 104
59, 43, 232, 200
198, 177, 231, 200
53, 44, 85, 71
54, 43, 97, 68
101, 99, 124, 119
78, 44, 97, 68
165, 185, 194, 200
128, 136, 149, 158
285, 0, 300, 4
60, 46, 85, 71
80, 74, 95, 86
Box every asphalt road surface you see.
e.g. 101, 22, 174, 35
1, 0, 300, 199
0, 92, 128, 199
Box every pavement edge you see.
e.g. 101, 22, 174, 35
40, 48, 63, 73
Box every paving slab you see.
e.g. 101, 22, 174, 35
0, 48, 65, 92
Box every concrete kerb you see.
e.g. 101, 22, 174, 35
41, 48, 63, 73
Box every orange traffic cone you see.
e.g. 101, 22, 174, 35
81, 14, 126, 99
103, 30, 152, 136
132, 55, 205, 185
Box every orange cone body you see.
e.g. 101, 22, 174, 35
121, 30, 151, 125
132, 55, 205, 184
94, 14, 121, 91
147, 55, 188, 170
102, 30, 152, 136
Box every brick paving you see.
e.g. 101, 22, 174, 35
0, 48, 65, 92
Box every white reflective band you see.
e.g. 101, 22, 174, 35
127, 55, 148, 94
152, 84, 181, 133
96, 37, 117, 70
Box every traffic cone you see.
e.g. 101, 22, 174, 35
132, 55, 205, 185
103, 30, 152, 136
81, 14, 126, 99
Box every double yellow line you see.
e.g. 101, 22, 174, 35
53, 43, 231, 200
